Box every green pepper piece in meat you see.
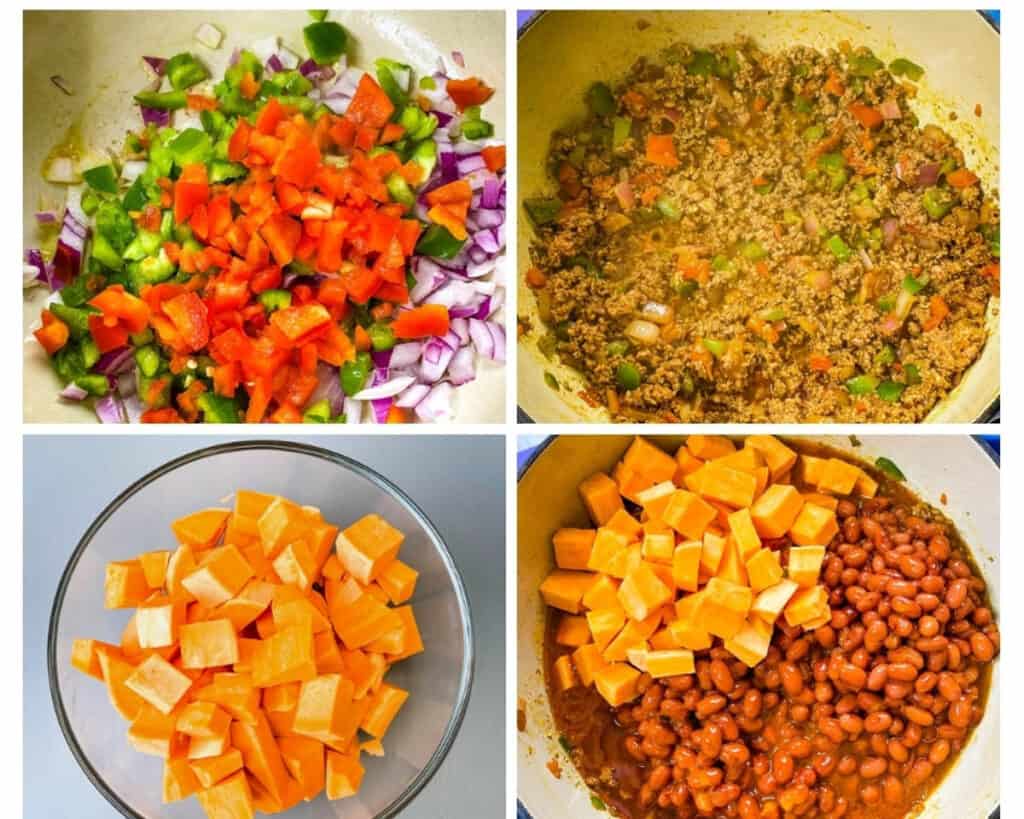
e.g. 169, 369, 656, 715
904, 363, 922, 385
259, 289, 293, 313
303, 398, 332, 423
875, 456, 906, 481
82, 164, 119, 195
889, 58, 925, 82
739, 241, 766, 262
922, 188, 954, 221
655, 196, 681, 220
848, 52, 884, 77
368, 323, 396, 351
524, 197, 563, 227
711, 254, 734, 271
606, 339, 630, 357
876, 380, 905, 402
341, 352, 373, 396
197, 393, 241, 423
980, 223, 1000, 257
874, 344, 896, 368
702, 338, 727, 358
585, 82, 616, 116
166, 52, 209, 90
616, 362, 642, 390
902, 274, 927, 295
304, 21, 349, 65
845, 373, 879, 395
793, 95, 814, 114
134, 90, 188, 110
802, 124, 825, 142
687, 50, 718, 77
826, 234, 852, 262
612, 116, 632, 149
416, 224, 465, 259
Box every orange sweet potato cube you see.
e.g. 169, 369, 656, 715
330, 587, 403, 650
750, 484, 804, 538
593, 662, 641, 707
727, 507, 762, 560
586, 607, 626, 651
376, 558, 419, 604
166, 545, 198, 603
572, 643, 608, 686
71, 638, 119, 681
586, 528, 629, 574
251, 625, 317, 688
605, 509, 644, 542
622, 436, 678, 483
231, 712, 290, 804
195, 770, 255, 819
172, 507, 231, 550
700, 577, 753, 640
715, 536, 749, 587
325, 748, 365, 800
645, 649, 696, 678
556, 614, 592, 647
177, 701, 232, 737
788, 546, 827, 587
360, 682, 409, 738
662, 490, 717, 540
271, 539, 318, 592
313, 630, 346, 674
713, 446, 764, 474
789, 504, 839, 547
582, 574, 620, 610
164, 758, 202, 803
136, 596, 185, 649
538, 570, 596, 614
320, 553, 345, 581
96, 647, 146, 721
746, 435, 797, 480
802, 492, 839, 511
674, 446, 704, 484
216, 579, 275, 632
189, 748, 244, 789
293, 673, 355, 743
335, 513, 404, 585
306, 521, 340, 577
139, 550, 171, 589
278, 736, 325, 801
796, 454, 826, 486
367, 604, 423, 661
180, 619, 240, 669
641, 531, 675, 564
578, 472, 624, 526
700, 531, 728, 577
751, 579, 800, 624
686, 435, 735, 460
235, 489, 276, 520
128, 703, 180, 757
192, 672, 262, 725
724, 615, 774, 668
817, 458, 862, 496
188, 721, 232, 760
746, 549, 784, 593
273, 585, 331, 634
105, 560, 151, 609
635, 480, 676, 522
552, 653, 577, 691
125, 653, 193, 714
617, 563, 672, 622
784, 585, 829, 628
699, 464, 757, 509
671, 541, 702, 593
263, 681, 301, 713
182, 545, 255, 608
257, 497, 312, 559
855, 471, 878, 498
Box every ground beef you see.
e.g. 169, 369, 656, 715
523, 39, 999, 422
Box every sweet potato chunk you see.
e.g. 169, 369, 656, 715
172, 508, 231, 550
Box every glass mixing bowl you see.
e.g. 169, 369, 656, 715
48, 441, 474, 818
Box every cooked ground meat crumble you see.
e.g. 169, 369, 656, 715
523, 40, 999, 422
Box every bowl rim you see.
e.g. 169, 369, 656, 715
515, 433, 999, 819
47, 439, 475, 819
514, 8, 1000, 426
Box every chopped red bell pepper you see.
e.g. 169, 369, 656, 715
391, 304, 450, 339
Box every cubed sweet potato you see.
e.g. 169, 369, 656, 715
172, 508, 231, 550
335, 514, 404, 585
553, 528, 597, 571
105, 560, 151, 609
125, 653, 194, 715
195, 769, 254, 819
325, 748, 364, 800
182, 545, 255, 608
578, 472, 624, 526
180, 619, 240, 669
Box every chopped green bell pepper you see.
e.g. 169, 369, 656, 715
874, 456, 906, 481
524, 197, 562, 227
759, 307, 785, 322
416, 224, 465, 260
304, 21, 349, 65
208, 159, 247, 184
166, 52, 209, 90
876, 380, 905, 402
385, 173, 415, 207
711, 254, 734, 271
90, 233, 124, 272
49, 302, 97, 339
606, 340, 630, 357
848, 52, 884, 77
739, 241, 766, 262
655, 196, 681, 220
980, 223, 1000, 257
132, 249, 177, 287
889, 58, 924, 82
96, 201, 137, 252
612, 116, 632, 148
168, 128, 213, 166
586, 82, 616, 116
687, 50, 718, 77
134, 345, 162, 378
904, 363, 922, 385
197, 393, 241, 423
341, 352, 373, 396
368, 323, 396, 351
303, 398, 332, 423
793, 95, 814, 114
134, 90, 187, 110
122, 229, 163, 262
81, 190, 100, 216
375, 58, 410, 107
259, 289, 293, 313
615, 362, 641, 390
874, 344, 896, 367
802, 124, 825, 142
826, 234, 852, 262
845, 373, 879, 395
902, 274, 927, 295
74, 374, 110, 397
462, 118, 494, 140
83, 164, 119, 195
922, 188, 953, 220
702, 338, 727, 358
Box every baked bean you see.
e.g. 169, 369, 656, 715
737, 793, 761, 819
970, 632, 996, 661
891, 596, 922, 618
660, 698, 686, 720
647, 764, 671, 791
709, 659, 735, 694
882, 774, 905, 804
915, 672, 938, 694
864, 711, 892, 733
839, 664, 867, 690
946, 579, 969, 609
696, 693, 727, 719
918, 615, 940, 638
899, 555, 927, 579
937, 673, 962, 702
861, 783, 882, 804
859, 757, 887, 779
886, 662, 917, 682
907, 758, 935, 786
948, 697, 973, 728
904, 705, 935, 726
640, 738, 672, 758
780, 663, 804, 697
887, 738, 909, 762
838, 713, 863, 736
929, 738, 951, 766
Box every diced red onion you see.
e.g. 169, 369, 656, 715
300, 58, 335, 83
427, 279, 482, 313
420, 339, 456, 382
415, 383, 454, 422
343, 397, 363, 424
141, 106, 171, 127
228, 48, 240, 66
142, 56, 167, 76
614, 181, 636, 210
370, 397, 392, 423
35, 210, 58, 224
395, 383, 430, 408
122, 394, 144, 424
117, 369, 137, 397
251, 36, 279, 64
353, 375, 416, 401
916, 163, 940, 188
451, 50, 466, 68
322, 96, 351, 115
448, 346, 476, 385
60, 383, 88, 401
468, 319, 506, 362
410, 259, 449, 303
882, 217, 899, 248
94, 346, 135, 376
473, 229, 500, 254
308, 363, 345, 416
95, 394, 126, 423
389, 342, 422, 370
450, 317, 470, 345
194, 22, 223, 50
24, 249, 53, 289
878, 99, 902, 120
454, 140, 483, 156
474, 208, 503, 229
457, 154, 487, 175
266, 54, 285, 74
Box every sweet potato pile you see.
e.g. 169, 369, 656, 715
72, 490, 423, 817
540, 435, 875, 707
